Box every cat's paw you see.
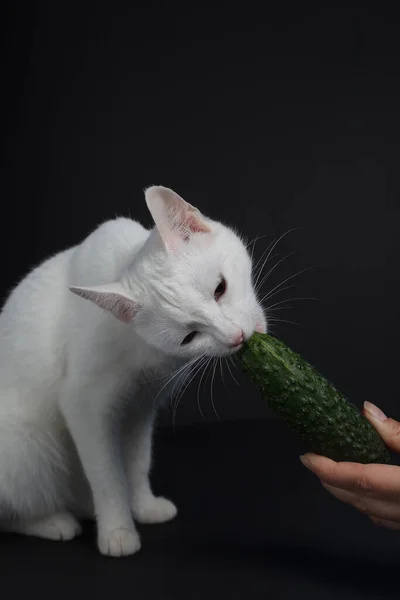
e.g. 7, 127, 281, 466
40, 512, 82, 541
1, 511, 82, 541
97, 527, 141, 557
132, 495, 178, 524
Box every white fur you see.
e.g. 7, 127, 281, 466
0, 186, 266, 556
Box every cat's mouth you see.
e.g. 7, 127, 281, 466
214, 342, 243, 358
230, 343, 243, 354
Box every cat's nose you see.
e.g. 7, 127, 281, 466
229, 330, 244, 348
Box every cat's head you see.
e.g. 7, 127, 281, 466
70, 186, 266, 359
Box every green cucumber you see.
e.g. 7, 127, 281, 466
237, 332, 391, 464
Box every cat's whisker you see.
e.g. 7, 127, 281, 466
265, 296, 316, 311
230, 355, 242, 380
257, 284, 293, 306
147, 358, 196, 386
253, 244, 279, 287
209, 358, 220, 421
251, 235, 279, 279
253, 252, 280, 287
245, 232, 272, 251
267, 306, 294, 313
166, 361, 198, 416
260, 265, 315, 305
171, 362, 202, 428
246, 233, 274, 262
153, 354, 204, 417
226, 356, 240, 386
172, 355, 209, 429
202, 354, 216, 396
194, 355, 217, 421
256, 252, 294, 293
196, 356, 214, 421
267, 317, 300, 327
219, 357, 227, 391
245, 233, 261, 254
200, 357, 217, 419
153, 357, 198, 407
173, 354, 209, 428
253, 227, 301, 290
171, 354, 207, 411
170, 362, 194, 413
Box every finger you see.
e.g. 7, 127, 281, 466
300, 454, 400, 498
322, 482, 400, 521
363, 402, 400, 453
369, 516, 400, 531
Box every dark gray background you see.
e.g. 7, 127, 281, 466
2, 3, 400, 426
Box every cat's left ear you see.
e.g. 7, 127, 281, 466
69, 282, 139, 323
145, 185, 211, 251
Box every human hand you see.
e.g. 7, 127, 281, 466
300, 401, 400, 530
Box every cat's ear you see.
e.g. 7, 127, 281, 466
145, 185, 211, 251
69, 282, 139, 323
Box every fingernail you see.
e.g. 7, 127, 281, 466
300, 455, 312, 469
364, 401, 387, 421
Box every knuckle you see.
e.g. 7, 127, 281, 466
389, 421, 400, 443
353, 496, 369, 514
353, 473, 370, 493
353, 468, 371, 492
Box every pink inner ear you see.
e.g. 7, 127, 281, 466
145, 186, 211, 249
110, 295, 139, 323
180, 214, 211, 242
186, 214, 210, 234
70, 286, 139, 324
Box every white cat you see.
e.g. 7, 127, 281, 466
0, 185, 266, 556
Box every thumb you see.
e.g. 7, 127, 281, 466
363, 401, 400, 453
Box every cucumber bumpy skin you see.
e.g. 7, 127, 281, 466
237, 332, 391, 464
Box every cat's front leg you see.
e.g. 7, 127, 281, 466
124, 409, 177, 524
60, 377, 141, 557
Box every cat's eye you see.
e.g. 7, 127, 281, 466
181, 331, 197, 345
214, 276, 227, 301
